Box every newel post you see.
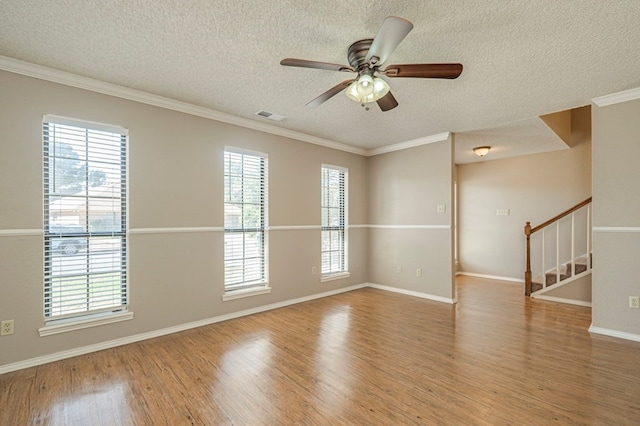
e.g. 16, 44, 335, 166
524, 221, 532, 296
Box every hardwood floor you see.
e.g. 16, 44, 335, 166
2, 276, 640, 425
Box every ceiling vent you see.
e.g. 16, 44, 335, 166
255, 110, 285, 122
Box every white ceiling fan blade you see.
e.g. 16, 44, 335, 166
365, 16, 414, 66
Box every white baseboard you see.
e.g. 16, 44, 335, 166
456, 272, 524, 283
531, 294, 592, 308
8, 280, 640, 374
0, 283, 367, 375
588, 325, 640, 343
0, 280, 532, 374
366, 282, 456, 304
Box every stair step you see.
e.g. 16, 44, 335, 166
575, 253, 592, 269
574, 263, 588, 275
530, 253, 593, 294
545, 272, 569, 286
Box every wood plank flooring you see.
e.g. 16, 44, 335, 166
2, 276, 640, 425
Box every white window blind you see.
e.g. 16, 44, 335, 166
43, 116, 128, 321
224, 149, 268, 291
321, 165, 348, 276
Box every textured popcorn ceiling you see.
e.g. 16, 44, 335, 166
1, 1, 640, 161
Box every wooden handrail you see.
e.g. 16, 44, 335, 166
524, 197, 592, 296
528, 197, 592, 235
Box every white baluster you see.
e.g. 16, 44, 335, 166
571, 212, 575, 277
556, 222, 560, 285
541, 229, 545, 288
587, 204, 591, 270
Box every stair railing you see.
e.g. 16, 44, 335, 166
524, 197, 592, 296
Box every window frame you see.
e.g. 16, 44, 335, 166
223, 147, 270, 299
321, 164, 349, 281
41, 115, 130, 335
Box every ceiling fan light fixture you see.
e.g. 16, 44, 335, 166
356, 74, 375, 96
345, 75, 390, 104
473, 146, 491, 157
281, 16, 463, 111
373, 77, 390, 98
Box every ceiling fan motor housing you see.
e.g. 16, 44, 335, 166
348, 39, 376, 75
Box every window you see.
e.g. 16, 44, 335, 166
43, 116, 127, 322
321, 165, 348, 278
224, 149, 268, 293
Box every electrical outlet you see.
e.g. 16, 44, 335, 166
437, 204, 446, 213
629, 296, 640, 309
311, 266, 317, 275
396, 266, 402, 274
416, 268, 422, 277
1, 320, 14, 336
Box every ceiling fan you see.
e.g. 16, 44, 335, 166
280, 16, 463, 112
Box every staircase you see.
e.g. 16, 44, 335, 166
530, 253, 591, 293
524, 198, 592, 296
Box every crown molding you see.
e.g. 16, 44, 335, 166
592, 86, 640, 107
367, 132, 451, 156
0, 55, 453, 158
0, 55, 366, 156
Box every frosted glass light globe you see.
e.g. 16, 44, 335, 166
356, 74, 375, 97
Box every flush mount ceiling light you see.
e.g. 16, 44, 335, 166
473, 146, 491, 157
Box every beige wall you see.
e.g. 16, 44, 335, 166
0, 70, 369, 366
541, 274, 591, 303
592, 97, 640, 336
3, 63, 610, 368
367, 139, 455, 300
457, 110, 592, 280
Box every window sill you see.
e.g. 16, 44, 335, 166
39, 311, 134, 337
223, 285, 272, 301
321, 272, 351, 283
